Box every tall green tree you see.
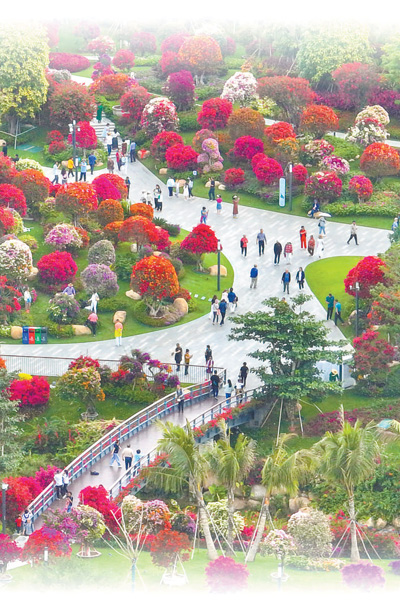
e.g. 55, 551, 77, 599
312, 408, 381, 562
0, 25, 49, 135
229, 295, 345, 425
206, 420, 257, 552
382, 35, 400, 85
0, 368, 22, 474
147, 420, 218, 560
246, 433, 312, 562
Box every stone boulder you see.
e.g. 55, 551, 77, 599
159, 168, 168, 175
392, 518, 400, 528
10, 326, 23, 340
364, 517, 375, 528
27, 267, 38, 281
126, 290, 142, 301
72, 325, 92, 336
375, 518, 387, 529
250, 484, 266, 501
178, 179, 186, 187
130, 244, 138, 253
113, 311, 126, 324
208, 264, 227, 277
218, 184, 226, 190
173, 297, 188, 315
288, 496, 310, 513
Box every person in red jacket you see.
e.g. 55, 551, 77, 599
284, 241, 293, 264
299, 226, 307, 249
240, 234, 248, 257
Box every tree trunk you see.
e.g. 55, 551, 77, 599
245, 498, 270, 562
226, 489, 235, 555
197, 494, 218, 560
349, 493, 360, 562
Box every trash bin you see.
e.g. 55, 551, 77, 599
40, 327, 48, 344
34, 327, 41, 344
22, 326, 29, 345
28, 327, 35, 345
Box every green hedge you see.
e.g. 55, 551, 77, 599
324, 135, 363, 161
177, 111, 199, 132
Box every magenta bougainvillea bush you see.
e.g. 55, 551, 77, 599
232, 136, 264, 161
141, 97, 179, 137
10, 376, 50, 408
341, 562, 385, 590
37, 251, 78, 286
348, 175, 373, 201
304, 171, 342, 203
165, 144, 198, 171
197, 97, 233, 130
253, 156, 284, 185
344, 256, 386, 298
163, 70, 195, 111
205, 556, 249, 592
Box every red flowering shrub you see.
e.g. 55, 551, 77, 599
68, 356, 100, 370
224, 168, 245, 188
0, 534, 20, 569
251, 152, 267, 170
129, 203, 154, 220
341, 562, 385, 590
348, 175, 373, 201
150, 131, 184, 161
49, 53, 90, 72
159, 51, 185, 76
205, 556, 249, 592
119, 216, 160, 248
21, 527, 71, 563
253, 156, 284, 185
360, 143, 400, 178
197, 98, 233, 130
78, 485, 120, 533
0, 155, 17, 184
300, 104, 339, 137
10, 376, 50, 408
92, 176, 120, 201
332, 63, 382, 110
74, 226, 90, 247
97, 198, 124, 226
34, 465, 59, 490
165, 144, 198, 170
0, 276, 22, 322
232, 136, 264, 161
228, 107, 265, 140
67, 121, 97, 150
37, 251, 78, 286
367, 87, 400, 119
264, 121, 296, 143
130, 32, 157, 55
257, 76, 315, 124
161, 34, 188, 54
178, 35, 222, 77
164, 70, 195, 111
304, 171, 342, 203
180, 224, 218, 270
344, 256, 386, 298
0, 184, 27, 216
112, 49, 135, 71
120, 85, 151, 123
130, 256, 179, 305
103, 221, 124, 243
12, 170, 50, 209
48, 140, 66, 155
87, 36, 114, 56
46, 130, 64, 144
93, 174, 128, 200
49, 80, 95, 128
56, 182, 98, 219
1, 476, 40, 526
352, 329, 396, 395
293, 164, 308, 183
90, 73, 132, 98
150, 529, 192, 568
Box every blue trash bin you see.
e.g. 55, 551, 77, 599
22, 326, 29, 345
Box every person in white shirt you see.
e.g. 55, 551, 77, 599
183, 182, 189, 200
106, 133, 113, 156
175, 180, 180, 197
120, 154, 127, 175
167, 177, 175, 197
54, 470, 63, 499
188, 178, 194, 198
316, 235, 325, 259
52, 162, 60, 184
121, 443, 134, 470
62, 469, 70, 497
89, 292, 99, 313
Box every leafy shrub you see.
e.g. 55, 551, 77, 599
37, 251, 78, 287
87, 239, 116, 265
177, 111, 198, 131
81, 264, 119, 298
114, 256, 135, 281
287, 509, 332, 558
47, 293, 80, 325
152, 217, 180, 237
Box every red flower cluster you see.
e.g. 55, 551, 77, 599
205, 556, 249, 592
0, 534, 20, 567
353, 329, 395, 373
150, 131, 184, 161
21, 527, 71, 563
224, 168, 245, 187
0, 183, 27, 216
304, 171, 342, 203
292, 164, 308, 183
68, 356, 100, 370
228, 107, 265, 140
67, 121, 97, 150
165, 144, 198, 170
197, 97, 233, 130
49, 52, 90, 72
300, 104, 339, 137
131, 255, 179, 300
344, 256, 386, 299
232, 136, 264, 161
78, 485, 121, 533
48, 140, 66, 155
164, 70, 195, 111
112, 49, 135, 71
180, 223, 218, 256
150, 529, 192, 568
37, 251, 78, 285
56, 182, 98, 217
93, 174, 127, 200
161, 34, 188, 54
159, 51, 185, 76
0, 155, 17, 184
0, 206, 15, 234
74, 226, 90, 247
253, 156, 284, 185
119, 215, 161, 247
103, 220, 124, 243
10, 376, 50, 407
97, 198, 124, 226
120, 85, 151, 122
360, 143, 400, 178
264, 121, 296, 142
0, 276, 22, 320
12, 169, 50, 207
46, 130, 64, 144
49, 80, 95, 127
91, 73, 132, 97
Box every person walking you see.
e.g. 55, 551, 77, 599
318, 216, 326, 235
212, 299, 220, 324
173, 343, 183, 371
188, 177, 194, 197
24, 287, 32, 313
89, 291, 99, 313
216, 194, 222, 214
109, 439, 122, 467
347, 221, 359, 245
130, 140, 136, 162
175, 179, 180, 197
183, 181, 189, 200
219, 298, 227, 326
15, 515, 22, 534
284, 241, 293, 264
250, 264, 258, 289
120, 153, 127, 175
116, 151, 121, 171
107, 157, 114, 174
184, 349, 192, 376
146, 191, 153, 206
176, 385, 185, 413
232, 195, 239, 218
96, 102, 103, 123
282, 269, 291, 294
67, 158, 74, 178
101, 123, 110, 143
240, 234, 248, 256
334, 299, 345, 325
106, 132, 113, 156
61, 168, 68, 186
316, 234, 325, 259
308, 235, 315, 256
299, 226, 307, 249
274, 241, 282, 265
86, 311, 98, 336
208, 177, 215, 200
112, 129, 119, 151
22, 509, 33, 536
228, 287, 237, 312
125, 176, 131, 199
65, 491, 73, 513
122, 444, 134, 470
54, 470, 63, 499
235, 376, 244, 402
167, 176, 175, 197
114, 319, 123, 346
79, 159, 87, 182
256, 229, 267, 255
296, 267, 305, 290
200, 206, 208, 224
205, 345, 212, 363
88, 152, 97, 175
326, 293, 335, 320
206, 356, 214, 377
210, 370, 221, 399
225, 379, 234, 401
133, 449, 141, 468
52, 162, 60, 184
239, 362, 249, 387
61, 469, 70, 497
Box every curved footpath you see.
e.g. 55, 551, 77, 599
3, 157, 391, 389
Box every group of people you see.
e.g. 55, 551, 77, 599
325, 292, 345, 326
209, 287, 238, 325
52, 153, 98, 185
166, 176, 194, 199
171, 343, 193, 375
109, 440, 142, 470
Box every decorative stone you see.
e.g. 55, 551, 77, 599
218, 184, 226, 190
126, 290, 142, 301
250, 484, 267, 501
72, 325, 92, 336
142, 150, 150, 159
205, 182, 211, 188
375, 518, 387, 529
288, 496, 310, 513
364, 517, 375, 528
10, 326, 23, 340
159, 168, 168, 175
173, 298, 188, 316
130, 244, 137, 253
208, 265, 227, 277
113, 311, 126, 324
178, 179, 186, 187
392, 518, 400, 528
26, 267, 38, 281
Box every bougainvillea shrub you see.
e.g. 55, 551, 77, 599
37, 251, 78, 286
224, 168, 245, 188
67, 121, 97, 150
97, 199, 124, 226
141, 97, 179, 137
300, 104, 339, 137
356, 105, 390, 126
10, 376, 50, 408
87, 240, 116, 265
346, 117, 388, 147
197, 138, 223, 173
120, 85, 151, 124
180, 224, 218, 270
161, 33, 188, 54
55, 183, 98, 220
130, 31, 156, 55
21, 527, 72, 563
264, 121, 296, 143
150, 529, 192, 568
304, 171, 342, 202
192, 129, 215, 152
348, 175, 373, 201
344, 256, 386, 298
46, 130, 64, 144
45, 223, 83, 251
49, 80, 94, 127
164, 70, 195, 111
275, 137, 300, 166
0, 207, 15, 235
150, 131, 184, 161
48, 140, 66, 155
12, 169, 50, 209
0, 276, 22, 323
0, 184, 27, 216
341, 562, 385, 590
0, 155, 17, 184
81, 264, 119, 298
119, 216, 161, 248
0, 239, 33, 282
129, 203, 154, 220
300, 139, 335, 165
112, 49, 135, 71
232, 136, 264, 161
92, 176, 121, 201
0, 534, 20, 571
220, 71, 257, 106
87, 35, 114, 56
293, 163, 308, 183
197, 98, 233, 130
257, 76, 315, 124
90, 73, 133, 98
228, 107, 265, 140
321, 154, 350, 175
103, 221, 124, 243
49, 53, 90, 72
352, 329, 395, 395
159, 51, 185, 76
332, 63, 382, 110
165, 144, 198, 171
205, 556, 249, 592
178, 35, 223, 78
360, 142, 400, 178
130, 255, 179, 314
78, 485, 120, 533
253, 156, 284, 185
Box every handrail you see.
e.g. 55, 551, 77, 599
108, 386, 263, 499
28, 366, 226, 520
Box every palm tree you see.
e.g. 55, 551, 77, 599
146, 420, 218, 560
206, 420, 257, 552
312, 406, 381, 562
246, 433, 312, 562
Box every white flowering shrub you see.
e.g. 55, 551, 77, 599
45, 223, 83, 250
141, 97, 179, 137
203, 499, 245, 539
346, 119, 389, 147
260, 529, 297, 558
356, 105, 390, 126
15, 158, 43, 172
287, 509, 332, 558
221, 71, 257, 107
0, 238, 33, 281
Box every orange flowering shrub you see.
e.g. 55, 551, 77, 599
264, 121, 296, 143
228, 108, 265, 140
103, 220, 124, 243
360, 143, 400, 178
97, 199, 124, 227
129, 203, 154, 220
131, 255, 179, 315
55, 183, 98, 221
178, 35, 222, 77
300, 104, 339, 137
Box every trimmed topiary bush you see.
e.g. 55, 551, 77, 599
81, 264, 119, 298
87, 240, 116, 265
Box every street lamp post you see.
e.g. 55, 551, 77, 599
217, 239, 222, 292
355, 281, 360, 337
68, 120, 80, 183
288, 162, 293, 212
1, 482, 9, 534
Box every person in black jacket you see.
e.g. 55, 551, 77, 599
296, 267, 305, 290
210, 370, 220, 398
274, 241, 282, 264
282, 269, 291, 294
239, 362, 249, 387
173, 343, 183, 372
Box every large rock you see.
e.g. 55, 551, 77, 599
208, 264, 227, 277
72, 325, 92, 336
288, 496, 310, 513
173, 297, 188, 315
218, 184, 226, 190
113, 311, 126, 324
126, 290, 142, 301
27, 267, 38, 281
10, 326, 23, 340
392, 518, 400, 528
178, 179, 186, 187
364, 517, 375, 528
250, 484, 267, 501
375, 518, 387, 529
159, 168, 168, 175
